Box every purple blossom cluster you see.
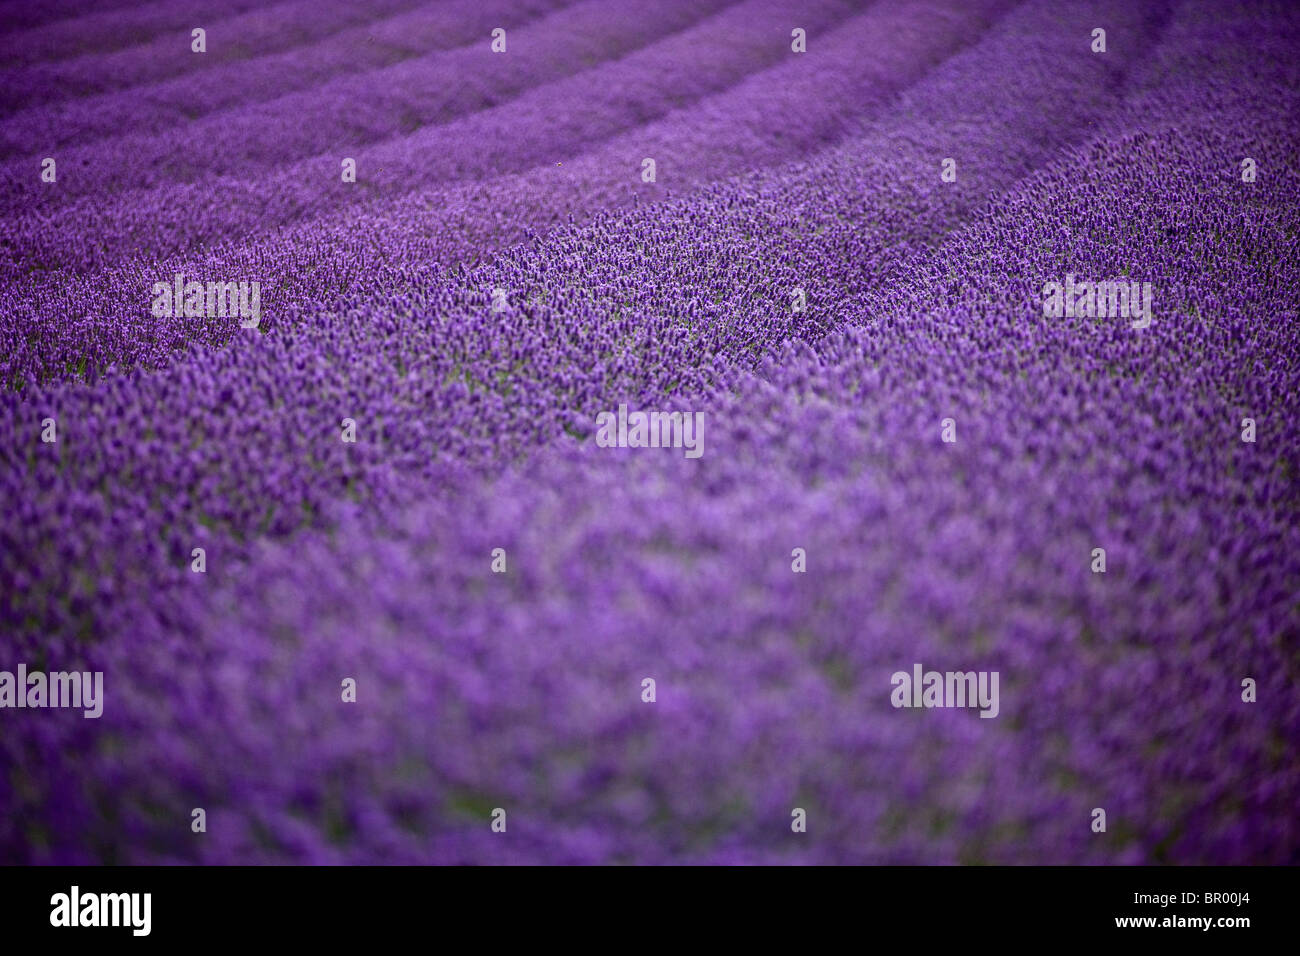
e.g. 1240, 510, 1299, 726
1, 0, 1297, 864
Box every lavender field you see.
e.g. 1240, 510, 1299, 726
1, 0, 1297, 865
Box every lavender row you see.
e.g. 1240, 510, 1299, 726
9, 82, 1297, 860
0, 0, 1024, 387
0, 0, 148, 35
0, 0, 844, 246
1, 0, 1202, 690
0, 0, 695, 194
3, 0, 1295, 865
0, 0, 423, 110
0, 0, 575, 159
